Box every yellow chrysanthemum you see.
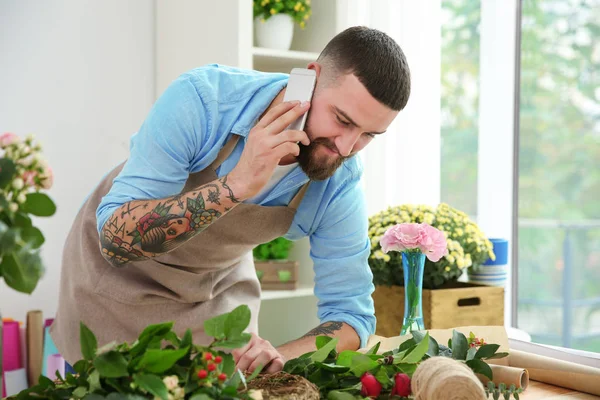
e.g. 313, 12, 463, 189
270, 8, 276, 14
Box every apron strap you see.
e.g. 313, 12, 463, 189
288, 181, 310, 210
209, 134, 241, 171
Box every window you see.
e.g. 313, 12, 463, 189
517, 0, 600, 352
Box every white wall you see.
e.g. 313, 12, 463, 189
0, 0, 155, 322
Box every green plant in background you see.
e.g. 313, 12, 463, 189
253, 237, 293, 261
367, 203, 494, 289
253, 0, 312, 28
0, 133, 56, 294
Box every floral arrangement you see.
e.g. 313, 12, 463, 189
0, 132, 55, 294
12, 306, 522, 400
380, 223, 448, 263
368, 203, 495, 289
253, 0, 312, 29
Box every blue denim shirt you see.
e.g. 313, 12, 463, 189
96, 64, 376, 347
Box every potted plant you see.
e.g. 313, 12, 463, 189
0, 132, 56, 396
367, 203, 504, 336
253, 0, 312, 50
253, 237, 298, 290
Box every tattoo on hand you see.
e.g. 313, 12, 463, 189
302, 321, 344, 337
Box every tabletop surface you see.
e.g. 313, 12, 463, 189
520, 381, 600, 399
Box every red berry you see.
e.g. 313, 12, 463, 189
391, 373, 411, 397
204, 352, 213, 361
214, 356, 223, 364
360, 372, 382, 398
208, 363, 216, 372
197, 369, 208, 379
218, 373, 227, 381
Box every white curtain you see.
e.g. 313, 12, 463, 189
337, 0, 442, 217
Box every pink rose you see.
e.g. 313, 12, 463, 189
0, 132, 20, 148
380, 223, 426, 253
419, 223, 448, 262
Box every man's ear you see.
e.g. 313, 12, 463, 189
307, 61, 322, 79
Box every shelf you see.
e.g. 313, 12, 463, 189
252, 47, 320, 62
260, 285, 315, 301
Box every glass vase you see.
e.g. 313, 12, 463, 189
400, 251, 426, 335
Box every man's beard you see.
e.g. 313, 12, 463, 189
296, 137, 349, 181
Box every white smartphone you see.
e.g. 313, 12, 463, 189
283, 68, 317, 131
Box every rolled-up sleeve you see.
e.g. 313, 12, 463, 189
96, 74, 210, 233
309, 177, 376, 348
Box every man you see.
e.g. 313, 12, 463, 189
51, 26, 410, 374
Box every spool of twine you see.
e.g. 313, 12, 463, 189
412, 357, 487, 400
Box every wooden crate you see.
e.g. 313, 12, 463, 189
372, 282, 504, 337
254, 260, 298, 290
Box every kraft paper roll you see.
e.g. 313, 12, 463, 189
509, 349, 600, 396
45, 354, 65, 380
26, 310, 44, 386
3, 320, 23, 370
477, 364, 529, 390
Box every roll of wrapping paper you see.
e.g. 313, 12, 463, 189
2, 320, 23, 397
508, 349, 600, 396
477, 364, 529, 390
26, 310, 44, 386
45, 354, 65, 380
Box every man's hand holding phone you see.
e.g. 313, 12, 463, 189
227, 100, 310, 201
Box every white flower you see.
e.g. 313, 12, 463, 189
17, 193, 26, 204
172, 387, 184, 400
12, 178, 24, 190
248, 390, 264, 400
162, 376, 179, 391
9, 202, 18, 212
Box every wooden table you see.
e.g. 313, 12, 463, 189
520, 381, 600, 399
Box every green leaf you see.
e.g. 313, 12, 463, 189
375, 366, 392, 386
216, 333, 252, 349
316, 335, 334, 350
486, 352, 509, 360
475, 344, 500, 359
402, 332, 430, 363
220, 353, 235, 377
181, 329, 192, 349
73, 360, 89, 374
0, 158, 17, 187
73, 386, 88, 398
467, 346, 478, 361
413, 331, 440, 357
0, 222, 20, 253
347, 354, 379, 377
94, 351, 129, 378
204, 313, 228, 340
21, 225, 45, 248
395, 363, 418, 376
310, 337, 339, 363
130, 322, 174, 357
451, 330, 469, 360
336, 350, 358, 367
80, 322, 98, 360
314, 362, 350, 373
21, 193, 56, 217
87, 370, 101, 392
134, 373, 168, 400
327, 391, 358, 400
466, 359, 494, 381
1, 248, 43, 294
365, 341, 380, 355
246, 364, 264, 382
164, 331, 181, 347
224, 305, 251, 339
189, 395, 213, 400
138, 347, 189, 374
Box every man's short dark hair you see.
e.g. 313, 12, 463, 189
317, 26, 411, 111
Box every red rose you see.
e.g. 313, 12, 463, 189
391, 373, 411, 397
360, 372, 382, 398
137, 212, 161, 235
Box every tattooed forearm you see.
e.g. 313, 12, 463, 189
220, 176, 241, 204
100, 174, 243, 267
301, 321, 344, 338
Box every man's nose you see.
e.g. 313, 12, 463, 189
335, 130, 361, 157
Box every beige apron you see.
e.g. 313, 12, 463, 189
50, 134, 308, 363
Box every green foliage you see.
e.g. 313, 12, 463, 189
367, 203, 494, 288
12, 305, 257, 400
253, 0, 311, 28
253, 237, 293, 261
283, 329, 508, 398
0, 134, 56, 294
